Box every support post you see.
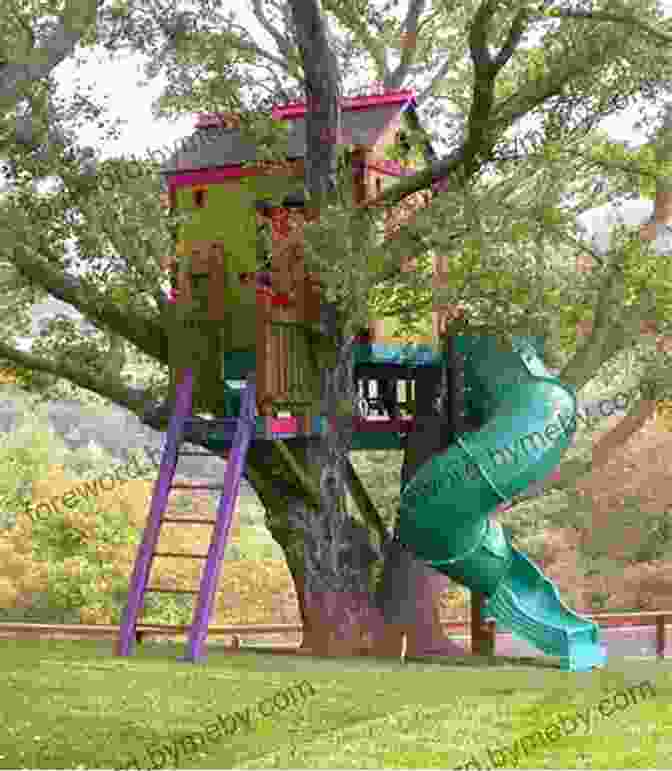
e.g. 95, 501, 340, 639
471, 593, 494, 656
656, 613, 667, 659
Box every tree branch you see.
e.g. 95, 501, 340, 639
545, 6, 672, 46
589, 397, 657, 468
321, 0, 389, 82
0, 339, 151, 414
417, 56, 455, 104
229, 30, 295, 73
560, 238, 635, 392
373, 12, 635, 211
343, 459, 389, 544
493, 7, 529, 71
0, 0, 101, 108
524, 392, 658, 502
287, 0, 341, 205
251, 0, 293, 60
462, 1, 530, 175
468, 0, 496, 69
7, 234, 168, 364
386, 0, 428, 91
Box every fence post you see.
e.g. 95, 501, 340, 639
656, 613, 666, 659
471, 592, 495, 656
256, 286, 273, 417
484, 618, 496, 656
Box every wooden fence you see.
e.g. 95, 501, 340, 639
0, 611, 669, 658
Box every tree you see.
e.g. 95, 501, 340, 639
2, 0, 672, 655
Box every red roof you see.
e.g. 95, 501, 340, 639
195, 90, 416, 128
272, 90, 416, 120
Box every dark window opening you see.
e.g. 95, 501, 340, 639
256, 222, 273, 272
397, 130, 412, 156
194, 189, 206, 208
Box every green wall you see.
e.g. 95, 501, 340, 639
173, 172, 302, 352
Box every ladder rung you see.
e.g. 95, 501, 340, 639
184, 417, 236, 425
162, 518, 217, 525
171, 485, 227, 493
145, 587, 199, 594
153, 552, 209, 559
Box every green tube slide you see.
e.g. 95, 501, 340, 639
397, 336, 606, 671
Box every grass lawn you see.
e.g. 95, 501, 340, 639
0, 638, 670, 769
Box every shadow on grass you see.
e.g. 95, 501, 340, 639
408, 654, 562, 669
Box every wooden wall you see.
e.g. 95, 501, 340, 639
162, 131, 460, 416
256, 205, 322, 425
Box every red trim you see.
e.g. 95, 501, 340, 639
271, 90, 415, 120
194, 92, 415, 127
168, 167, 255, 189
167, 160, 416, 192
339, 417, 415, 432
271, 416, 299, 433
194, 113, 242, 129
255, 285, 295, 307
356, 160, 417, 177
271, 292, 292, 307
195, 114, 238, 128
168, 164, 302, 190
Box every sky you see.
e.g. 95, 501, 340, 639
54, 1, 266, 165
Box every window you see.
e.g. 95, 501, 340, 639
256, 217, 273, 272
396, 130, 411, 158
193, 187, 207, 208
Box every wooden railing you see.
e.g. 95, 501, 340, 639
255, 279, 321, 428
0, 611, 669, 658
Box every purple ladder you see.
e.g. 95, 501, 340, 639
116, 369, 194, 657
183, 373, 256, 661
116, 370, 257, 661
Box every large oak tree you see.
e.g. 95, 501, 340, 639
2, 0, 672, 654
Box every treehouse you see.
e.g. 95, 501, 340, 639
159, 89, 451, 449
120, 91, 604, 667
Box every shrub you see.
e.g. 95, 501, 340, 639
0, 409, 299, 625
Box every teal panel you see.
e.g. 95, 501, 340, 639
352, 342, 443, 367
350, 431, 403, 451
222, 347, 256, 381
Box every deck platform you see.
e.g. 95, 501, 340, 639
184, 414, 419, 452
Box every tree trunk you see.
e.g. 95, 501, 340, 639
249, 0, 465, 661
245, 439, 465, 658
291, 545, 465, 658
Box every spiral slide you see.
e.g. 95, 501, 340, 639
397, 336, 607, 671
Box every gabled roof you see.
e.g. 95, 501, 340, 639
161, 90, 427, 175
270, 90, 416, 119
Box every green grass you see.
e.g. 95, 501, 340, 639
1, 639, 670, 769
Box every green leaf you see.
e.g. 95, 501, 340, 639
511, 222, 530, 242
